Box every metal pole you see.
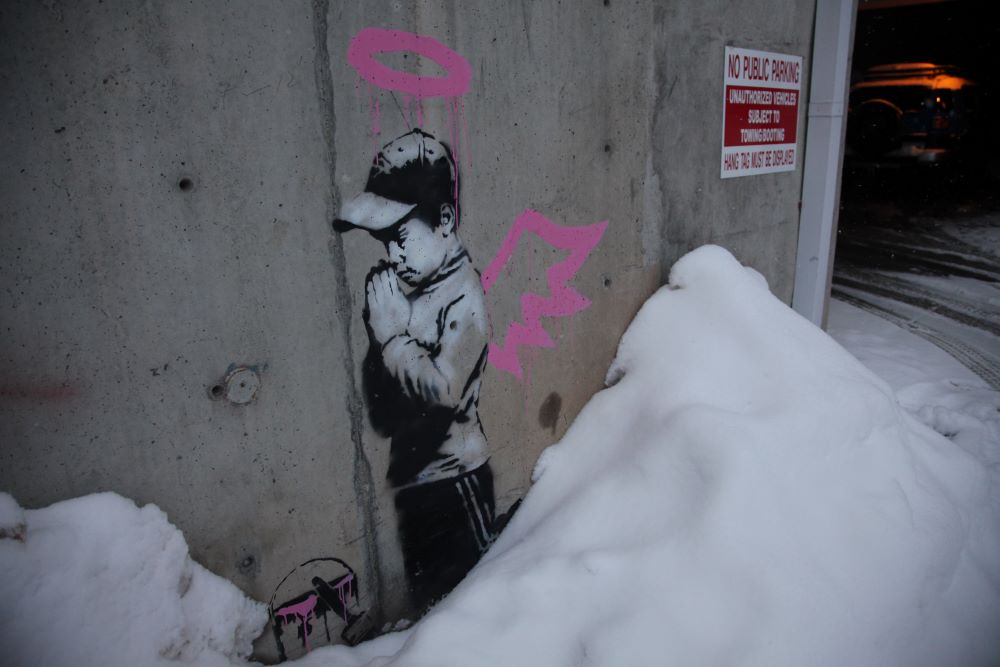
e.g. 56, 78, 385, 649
792, 0, 858, 327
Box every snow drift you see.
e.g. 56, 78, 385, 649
2, 245, 997, 667
301, 245, 1000, 666
0, 492, 267, 667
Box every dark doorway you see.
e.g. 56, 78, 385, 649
833, 0, 1000, 389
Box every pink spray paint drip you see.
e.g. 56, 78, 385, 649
481, 210, 608, 379
367, 84, 379, 156
447, 96, 461, 206
459, 97, 472, 170
367, 83, 381, 137
451, 97, 460, 148
275, 594, 319, 653
333, 573, 355, 623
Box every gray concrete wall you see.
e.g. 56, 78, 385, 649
0, 0, 814, 660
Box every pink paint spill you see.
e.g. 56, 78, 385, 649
481, 210, 608, 379
348, 28, 472, 98
276, 594, 318, 653
333, 573, 355, 623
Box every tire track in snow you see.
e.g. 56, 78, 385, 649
833, 270, 1000, 337
837, 223, 1000, 282
832, 289, 1000, 390
837, 238, 1000, 282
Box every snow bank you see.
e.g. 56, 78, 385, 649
302, 245, 1000, 666
0, 492, 267, 667
3, 246, 996, 667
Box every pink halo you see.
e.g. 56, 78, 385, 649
347, 28, 471, 98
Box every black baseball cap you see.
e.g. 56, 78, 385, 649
335, 129, 457, 232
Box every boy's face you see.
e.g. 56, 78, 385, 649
384, 214, 450, 287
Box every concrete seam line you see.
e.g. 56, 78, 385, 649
312, 0, 384, 620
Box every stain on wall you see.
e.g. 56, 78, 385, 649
537, 391, 562, 434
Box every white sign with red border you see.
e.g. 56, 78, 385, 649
721, 46, 803, 178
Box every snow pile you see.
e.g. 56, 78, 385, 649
2, 246, 996, 667
0, 492, 267, 667
302, 245, 1000, 666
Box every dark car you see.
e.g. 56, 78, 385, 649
845, 63, 983, 166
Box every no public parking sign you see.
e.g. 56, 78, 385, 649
721, 46, 802, 178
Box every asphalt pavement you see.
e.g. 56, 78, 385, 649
833, 161, 1000, 389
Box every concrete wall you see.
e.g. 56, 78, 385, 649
0, 0, 814, 659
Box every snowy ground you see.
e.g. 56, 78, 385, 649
834, 212, 1000, 389
828, 298, 999, 470
2, 245, 998, 666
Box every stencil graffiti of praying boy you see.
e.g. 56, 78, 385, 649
333, 129, 495, 611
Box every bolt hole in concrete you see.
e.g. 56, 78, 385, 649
603, 276, 612, 288
222, 367, 261, 405
238, 553, 260, 578
209, 384, 225, 399
178, 177, 194, 192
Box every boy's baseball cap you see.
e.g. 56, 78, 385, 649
335, 129, 457, 233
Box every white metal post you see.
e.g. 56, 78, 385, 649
792, 0, 858, 327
